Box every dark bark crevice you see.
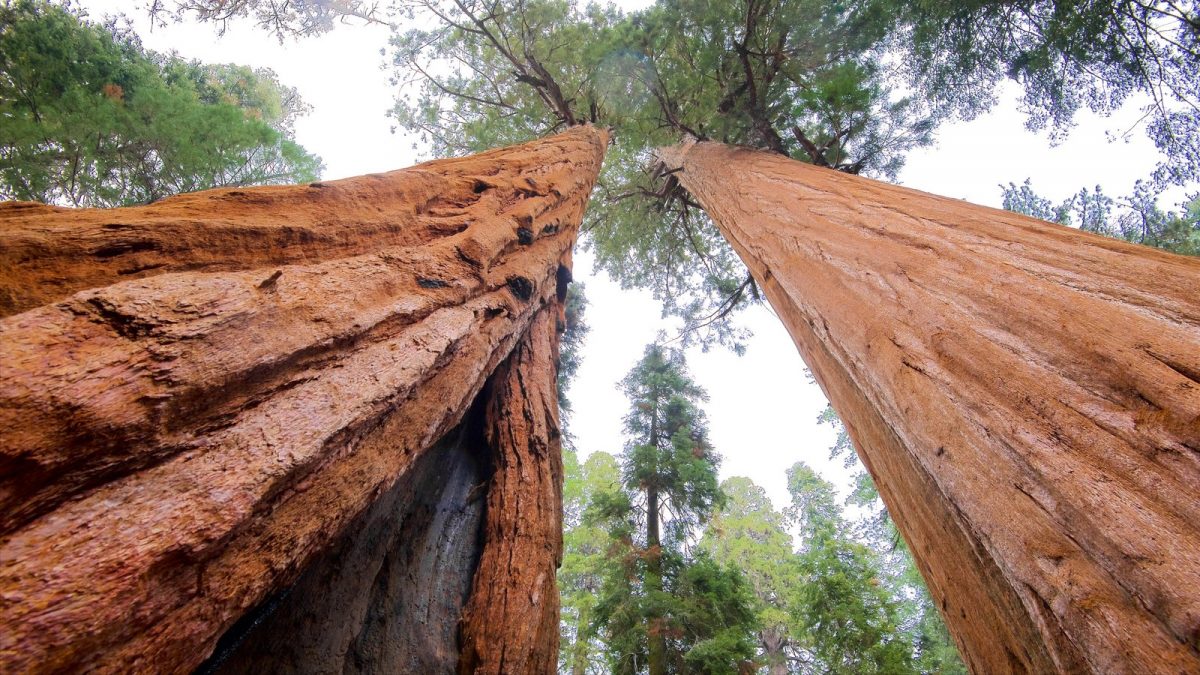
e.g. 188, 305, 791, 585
200, 398, 492, 675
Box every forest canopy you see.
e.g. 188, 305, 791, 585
156, 0, 1200, 345
558, 349, 965, 673
0, 0, 322, 207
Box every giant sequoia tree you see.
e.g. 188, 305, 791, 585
656, 139, 1200, 672
0, 126, 608, 672
379, 0, 939, 348
368, 8, 1200, 668
160, 0, 1200, 340
7, 1, 1200, 671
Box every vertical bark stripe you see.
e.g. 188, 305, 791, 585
459, 303, 565, 675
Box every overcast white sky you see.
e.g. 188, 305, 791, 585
77, 0, 1186, 511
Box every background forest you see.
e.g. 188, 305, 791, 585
2, 0, 1198, 672
556, 337, 964, 673
0, 1, 322, 204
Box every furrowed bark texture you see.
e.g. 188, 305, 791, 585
658, 140, 1200, 674
458, 303, 565, 675
203, 306, 566, 675
0, 125, 608, 674
0, 169, 508, 318
200, 405, 490, 674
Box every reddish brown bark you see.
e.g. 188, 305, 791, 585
0, 125, 607, 674
0, 167, 498, 318
458, 302, 566, 675
199, 411, 492, 673
658, 139, 1200, 673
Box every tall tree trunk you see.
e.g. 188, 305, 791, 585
646, 483, 667, 675
0, 125, 608, 674
657, 139, 1200, 674
0, 156, 563, 318
458, 303, 566, 674
646, 396, 667, 675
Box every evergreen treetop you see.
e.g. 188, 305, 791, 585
0, 0, 322, 207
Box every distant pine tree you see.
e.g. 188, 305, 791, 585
588, 344, 757, 674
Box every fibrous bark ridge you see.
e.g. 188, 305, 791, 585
658, 139, 1200, 674
0, 125, 608, 674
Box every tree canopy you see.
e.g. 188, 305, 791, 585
381, 0, 938, 349
785, 462, 914, 674
559, 399, 969, 673
1002, 178, 1200, 255
699, 477, 800, 674
160, 0, 1200, 344
890, 0, 1200, 186
0, 0, 322, 207
148, 0, 394, 38
560, 449, 621, 674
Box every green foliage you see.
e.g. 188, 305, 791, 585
1001, 178, 1073, 224
701, 477, 800, 672
889, 0, 1200, 186
583, 345, 757, 674
558, 282, 591, 435
1001, 179, 1200, 255
792, 531, 913, 674
385, 0, 938, 350
590, 533, 759, 674
149, 0, 393, 39
388, 0, 612, 152
618, 344, 724, 541
671, 554, 759, 674
620, 0, 934, 176
566, 402, 969, 673
168, 60, 311, 135
784, 462, 914, 674
0, 0, 322, 207
560, 450, 622, 674
785, 462, 842, 544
